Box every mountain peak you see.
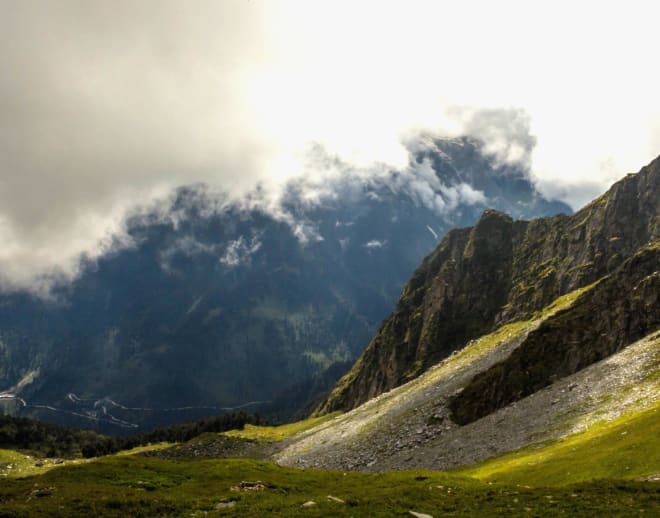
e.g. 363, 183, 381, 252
318, 154, 660, 414
0, 135, 573, 431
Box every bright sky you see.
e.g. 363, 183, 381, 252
1, 0, 659, 293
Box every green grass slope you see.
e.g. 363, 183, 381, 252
0, 398, 658, 517
457, 400, 660, 486
225, 412, 341, 442
0, 455, 658, 517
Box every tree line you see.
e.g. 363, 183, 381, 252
0, 412, 265, 458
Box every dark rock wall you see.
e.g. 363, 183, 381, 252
450, 243, 660, 424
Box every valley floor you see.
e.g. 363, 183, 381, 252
1, 391, 658, 517
0, 455, 658, 517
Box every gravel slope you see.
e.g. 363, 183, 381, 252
273, 326, 660, 472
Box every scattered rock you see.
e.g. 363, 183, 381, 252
230, 481, 265, 492
214, 501, 236, 510
327, 495, 345, 503
139, 435, 262, 460
30, 487, 55, 498
409, 512, 434, 518
274, 328, 660, 474
301, 501, 316, 507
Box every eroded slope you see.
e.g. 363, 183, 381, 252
275, 283, 660, 473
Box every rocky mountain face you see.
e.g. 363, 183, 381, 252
0, 136, 569, 432
318, 155, 660, 414
450, 241, 660, 424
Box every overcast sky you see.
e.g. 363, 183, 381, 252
1, 0, 659, 294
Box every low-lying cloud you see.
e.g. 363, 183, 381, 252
458, 108, 537, 167
1, 1, 658, 295
364, 240, 387, 249
219, 236, 263, 268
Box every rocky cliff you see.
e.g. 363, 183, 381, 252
450, 241, 660, 424
318, 155, 660, 414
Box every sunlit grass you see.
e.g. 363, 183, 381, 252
0, 448, 88, 478
225, 412, 342, 442
113, 442, 173, 456
456, 400, 660, 486
1, 455, 658, 517
534, 280, 600, 319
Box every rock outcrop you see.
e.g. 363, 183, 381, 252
450, 242, 660, 424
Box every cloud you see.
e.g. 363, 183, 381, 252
158, 235, 221, 274
457, 108, 537, 167
0, 1, 658, 294
0, 1, 270, 294
364, 240, 387, 249
380, 158, 487, 214
219, 236, 262, 268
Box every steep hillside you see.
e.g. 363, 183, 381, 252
450, 242, 660, 424
275, 301, 659, 473
319, 155, 660, 414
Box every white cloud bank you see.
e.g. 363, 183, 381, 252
0, 1, 659, 294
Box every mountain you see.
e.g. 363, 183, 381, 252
0, 136, 569, 431
0, 156, 657, 517
318, 155, 659, 414
273, 155, 659, 474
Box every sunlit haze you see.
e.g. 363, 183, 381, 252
1, 0, 658, 292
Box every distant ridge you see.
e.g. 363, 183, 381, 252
0, 136, 569, 431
